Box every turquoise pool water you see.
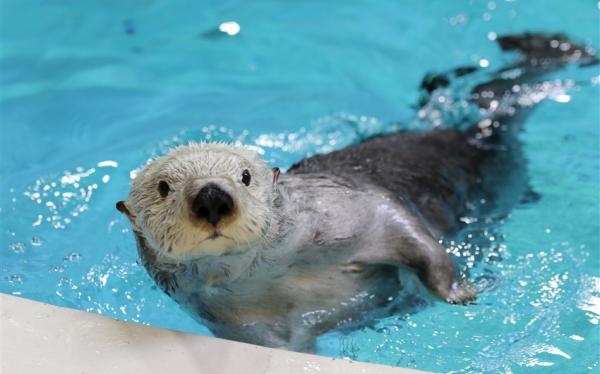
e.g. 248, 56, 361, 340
1, 0, 598, 372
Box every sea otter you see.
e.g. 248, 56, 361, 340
116, 33, 597, 351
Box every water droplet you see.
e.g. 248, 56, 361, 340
64, 252, 82, 262
6, 274, 24, 285
30, 236, 45, 247
9, 242, 25, 253
49, 266, 65, 273
97, 160, 119, 168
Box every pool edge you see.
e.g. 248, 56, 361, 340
0, 293, 429, 374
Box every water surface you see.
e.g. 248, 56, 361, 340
1, 1, 599, 372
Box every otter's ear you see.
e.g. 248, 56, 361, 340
272, 167, 280, 186
116, 201, 133, 218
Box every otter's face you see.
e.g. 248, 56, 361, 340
117, 143, 278, 258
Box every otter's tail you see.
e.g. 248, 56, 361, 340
417, 32, 598, 140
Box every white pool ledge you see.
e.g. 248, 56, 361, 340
0, 294, 427, 374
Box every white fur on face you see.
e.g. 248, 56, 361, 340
126, 143, 276, 259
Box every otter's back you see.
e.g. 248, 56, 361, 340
288, 130, 484, 234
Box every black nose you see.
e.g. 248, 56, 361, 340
191, 183, 235, 226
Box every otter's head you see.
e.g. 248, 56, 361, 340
117, 143, 280, 259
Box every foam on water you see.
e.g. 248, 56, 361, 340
1, 0, 599, 372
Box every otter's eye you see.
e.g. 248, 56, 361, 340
158, 181, 170, 197
241, 169, 251, 186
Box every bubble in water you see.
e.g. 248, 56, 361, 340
9, 241, 25, 253
218, 21, 240, 36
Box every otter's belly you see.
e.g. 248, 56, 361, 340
173, 264, 401, 332
270, 264, 402, 330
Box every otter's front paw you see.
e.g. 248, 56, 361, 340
445, 281, 477, 305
